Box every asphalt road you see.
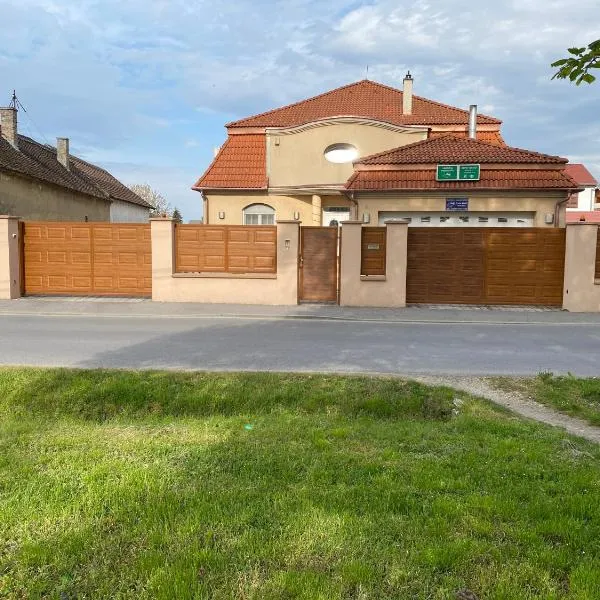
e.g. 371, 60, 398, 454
1, 313, 600, 376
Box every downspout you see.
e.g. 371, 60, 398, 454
555, 193, 570, 228
343, 190, 359, 220
202, 192, 209, 224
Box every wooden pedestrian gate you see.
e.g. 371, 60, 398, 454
407, 228, 566, 306
299, 226, 339, 303
22, 222, 152, 297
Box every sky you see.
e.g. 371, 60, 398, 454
1, 0, 599, 221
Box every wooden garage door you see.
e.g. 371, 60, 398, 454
407, 227, 565, 306
23, 222, 152, 297
485, 229, 565, 305
407, 229, 486, 304
299, 227, 339, 303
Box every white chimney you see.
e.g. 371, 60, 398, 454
468, 105, 477, 139
0, 107, 18, 149
403, 71, 413, 116
57, 137, 70, 170
213, 146, 221, 157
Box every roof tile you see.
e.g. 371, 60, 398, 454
228, 80, 501, 128
346, 168, 579, 191
0, 134, 149, 207
428, 130, 506, 146
357, 134, 567, 165
564, 163, 598, 186
193, 134, 267, 189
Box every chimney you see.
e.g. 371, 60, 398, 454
57, 137, 70, 170
468, 104, 477, 139
0, 107, 18, 149
403, 71, 413, 115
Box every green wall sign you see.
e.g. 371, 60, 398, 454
436, 164, 481, 181
436, 165, 458, 180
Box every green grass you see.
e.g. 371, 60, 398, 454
1, 368, 599, 599
492, 373, 600, 426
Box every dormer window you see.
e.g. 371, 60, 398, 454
324, 143, 358, 164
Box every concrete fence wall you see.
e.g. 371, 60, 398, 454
563, 223, 600, 312
340, 220, 408, 308
2, 216, 600, 312
151, 218, 300, 305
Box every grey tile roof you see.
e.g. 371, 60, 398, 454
0, 134, 152, 209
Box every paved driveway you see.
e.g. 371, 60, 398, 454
1, 309, 599, 376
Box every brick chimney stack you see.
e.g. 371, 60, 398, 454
0, 107, 18, 149
57, 137, 70, 170
403, 71, 413, 116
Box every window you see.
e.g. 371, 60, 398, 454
498, 217, 508, 223
324, 143, 359, 164
440, 216, 450, 223
478, 216, 489, 223
243, 203, 275, 225
459, 216, 470, 223
421, 216, 431, 223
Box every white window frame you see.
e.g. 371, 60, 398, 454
243, 203, 275, 225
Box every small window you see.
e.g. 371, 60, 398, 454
459, 216, 470, 223
498, 217, 508, 223
243, 203, 275, 225
440, 216, 450, 223
478, 216, 489, 223
324, 143, 359, 164
421, 216, 431, 223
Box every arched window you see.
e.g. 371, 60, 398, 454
243, 203, 275, 225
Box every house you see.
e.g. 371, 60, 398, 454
193, 74, 580, 227
0, 105, 152, 222
565, 163, 599, 223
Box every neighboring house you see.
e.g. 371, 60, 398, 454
0, 106, 152, 222
193, 75, 579, 227
565, 163, 599, 223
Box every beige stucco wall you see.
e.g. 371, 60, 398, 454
563, 224, 600, 312
339, 220, 408, 307
267, 121, 427, 187
356, 192, 566, 227
0, 172, 111, 221
0, 216, 21, 299
204, 191, 356, 225
151, 219, 300, 305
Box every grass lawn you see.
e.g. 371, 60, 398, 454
491, 374, 600, 427
1, 369, 600, 600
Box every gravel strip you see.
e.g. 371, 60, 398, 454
413, 375, 600, 444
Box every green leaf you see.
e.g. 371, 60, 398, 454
581, 73, 596, 84
551, 59, 569, 67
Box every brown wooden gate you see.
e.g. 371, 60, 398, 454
407, 228, 566, 306
23, 222, 152, 297
299, 226, 339, 303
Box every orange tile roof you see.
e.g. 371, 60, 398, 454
564, 163, 598, 186
429, 130, 506, 146
346, 168, 580, 191
566, 211, 600, 223
358, 135, 567, 166
193, 134, 267, 190
227, 80, 501, 128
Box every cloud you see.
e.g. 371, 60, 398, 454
1, 0, 599, 220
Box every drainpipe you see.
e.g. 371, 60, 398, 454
554, 194, 570, 228
343, 190, 359, 220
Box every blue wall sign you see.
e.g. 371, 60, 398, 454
446, 198, 469, 211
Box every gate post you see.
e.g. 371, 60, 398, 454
563, 223, 600, 312
150, 217, 175, 301
0, 215, 22, 299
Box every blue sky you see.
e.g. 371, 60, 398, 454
1, 0, 599, 220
